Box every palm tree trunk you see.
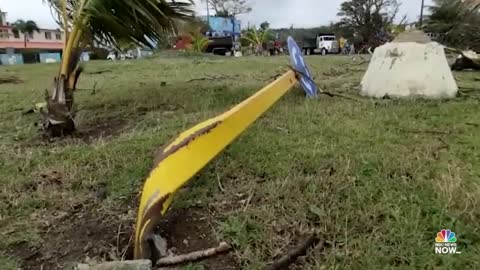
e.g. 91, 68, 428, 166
41, 75, 76, 137
24, 35, 27, 48
41, 61, 82, 137
40, 19, 83, 137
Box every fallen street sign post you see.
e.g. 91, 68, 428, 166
134, 38, 318, 259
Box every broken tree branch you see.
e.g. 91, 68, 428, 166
320, 91, 362, 102
187, 74, 235, 82
266, 233, 323, 270
401, 129, 452, 135
156, 242, 232, 266
86, 69, 112, 75
217, 173, 225, 193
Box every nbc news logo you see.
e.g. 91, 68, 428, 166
435, 229, 461, 254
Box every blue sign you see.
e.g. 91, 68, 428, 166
39, 53, 62, 63
0, 54, 24, 65
287, 37, 318, 97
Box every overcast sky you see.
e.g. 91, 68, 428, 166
0, 0, 432, 29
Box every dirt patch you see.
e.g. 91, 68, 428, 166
6, 203, 135, 270
5, 203, 237, 270
75, 116, 128, 142
41, 116, 129, 145
155, 207, 239, 270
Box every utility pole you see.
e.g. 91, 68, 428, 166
419, 0, 425, 27
206, 0, 210, 28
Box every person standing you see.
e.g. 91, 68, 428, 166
339, 36, 346, 54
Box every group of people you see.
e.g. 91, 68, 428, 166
339, 36, 355, 55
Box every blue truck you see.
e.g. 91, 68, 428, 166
200, 16, 242, 55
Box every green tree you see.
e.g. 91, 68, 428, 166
206, 0, 252, 17
41, 0, 193, 136
337, 0, 401, 47
12, 20, 40, 48
259, 21, 270, 31
424, 0, 480, 50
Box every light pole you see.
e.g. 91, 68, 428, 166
419, 0, 425, 27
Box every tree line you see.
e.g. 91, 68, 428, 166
217, 0, 480, 52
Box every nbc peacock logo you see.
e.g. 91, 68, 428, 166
435, 229, 461, 254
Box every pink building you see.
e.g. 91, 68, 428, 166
0, 8, 64, 64
0, 25, 64, 50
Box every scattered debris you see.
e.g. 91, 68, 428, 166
448, 49, 480, 71
86, 69, 112, 75
187, 74, 236, 82
432, 137, 450, 160
217, 174, 225, 192
458, 88, 480, 99
76, 81, 98, 95
401, 129, 452, 135
352, 59, 370, 66
320, 91, 362, 102
266, 233, 324, 270
22, 102, 47, 115
156, 242, 231, 267
275, 126, 290, 134
75, 260, 152, 270
0, 75, 23, 84
289, 65, 362, 102
263, 73, 283, 82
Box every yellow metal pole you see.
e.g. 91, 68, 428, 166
134, 70, 298, 259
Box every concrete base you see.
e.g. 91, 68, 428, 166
360, 42, 458, 99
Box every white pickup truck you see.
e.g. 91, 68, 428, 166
300, 34, 340, 55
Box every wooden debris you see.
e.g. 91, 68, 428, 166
156, 242, 232, 267
86, 69, 112, 75
266, 233, 324, 270
446, 48, 480, 71
401, 129, 452, 135
320, 91, 362, 102
187, 74, 235, 82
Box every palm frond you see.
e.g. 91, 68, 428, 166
44, 0, 194, 75
46, 0, 194, 47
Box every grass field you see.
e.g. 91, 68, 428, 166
1, 54, 479, 269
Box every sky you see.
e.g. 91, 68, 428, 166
0, 0, 432, 29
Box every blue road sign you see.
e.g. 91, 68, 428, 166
287, 37, 318, 97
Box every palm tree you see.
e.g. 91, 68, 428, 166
242, 27, 272, 56
42, 0, 194, 136
12, 20, 40, 48
188, 31, 211, 53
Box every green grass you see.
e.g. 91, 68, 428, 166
0, 54, 479, 269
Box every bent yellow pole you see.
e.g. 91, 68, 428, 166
134, 70, 298, 259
